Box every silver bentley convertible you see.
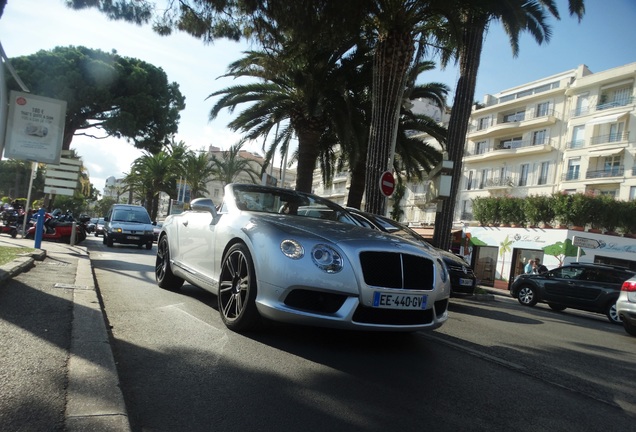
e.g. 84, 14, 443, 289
155, 183, 450, 332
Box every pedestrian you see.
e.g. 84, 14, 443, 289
524, 259, 535, 274
534, 258, 548, 274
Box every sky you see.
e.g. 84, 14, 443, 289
1, 0, 636, 195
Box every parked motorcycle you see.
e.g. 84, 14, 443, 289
25, 210, 89, 244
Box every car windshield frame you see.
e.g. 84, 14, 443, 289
224, 183, 360, 225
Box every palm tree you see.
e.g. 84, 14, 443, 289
182, 152, 216, 199
431, 0, 585, 250
125, 151, 177, 220
209, 142, 262, 187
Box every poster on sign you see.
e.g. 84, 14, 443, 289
3, 91, 66, 164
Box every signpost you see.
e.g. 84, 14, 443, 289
379, 171, 395, 197
572, 235, 601, 261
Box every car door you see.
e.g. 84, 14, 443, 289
541, 266, 586, 303
179, 210, 216, 278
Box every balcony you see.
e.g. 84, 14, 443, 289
590, 131, 630, 146
585, 166, 624, 179
484, 176, 515, 190
570, 96, 634, 118
468, 109, 558, 138
465, 138, 554, 163
562, 172, 580, 181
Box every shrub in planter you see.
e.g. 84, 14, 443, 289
524, 195, 554, 227
594, 194, 620, 232
472, 196, 501, 226
551, 192, 573, 227
569, 193, 595, 227
502, 196, 526, 226
618, 200, 636, 235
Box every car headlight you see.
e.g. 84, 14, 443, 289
311, 244, 343, 273
437, 259, 448, 283
144, 230, 153, 235
280, 239, 304, 259
113, 228, 122, 233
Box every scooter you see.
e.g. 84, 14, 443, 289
0, 207, 22, 238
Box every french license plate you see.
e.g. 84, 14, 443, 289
373, 292, 427, 310
127, 235, 140, 240
459, 278, 473, 286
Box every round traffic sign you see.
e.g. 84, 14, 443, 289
379, 171, 395, 197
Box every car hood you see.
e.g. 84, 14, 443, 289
253, 214, 434, 253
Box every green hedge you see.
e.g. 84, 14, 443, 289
472, 193, 633, 233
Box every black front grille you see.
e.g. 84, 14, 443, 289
360, 252, 434, 290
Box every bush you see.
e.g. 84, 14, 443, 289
472, 196, 501, 226
524, 195, 554, 227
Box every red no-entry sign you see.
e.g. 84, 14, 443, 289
379, 171, 395, 197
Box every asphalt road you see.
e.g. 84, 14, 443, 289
84, 236, 635, 432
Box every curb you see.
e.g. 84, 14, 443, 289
65, 248, 132, 432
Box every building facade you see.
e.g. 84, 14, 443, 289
458, 62, 636, 224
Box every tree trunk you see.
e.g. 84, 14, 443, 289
432, 14, 486, 250
346, 152, 367, 209
364, 30, 414, 215
294, 126, 322, 193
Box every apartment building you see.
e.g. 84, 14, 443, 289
458, 62, 636, 224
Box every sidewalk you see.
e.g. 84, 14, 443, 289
0, 236, 130, 431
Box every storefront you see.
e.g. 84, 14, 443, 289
460, 227, 636, 289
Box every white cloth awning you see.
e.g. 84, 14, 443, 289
586, 112, 629, 126
589, 148, 624, 158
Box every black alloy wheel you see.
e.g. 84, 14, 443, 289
218, 243, 259, 332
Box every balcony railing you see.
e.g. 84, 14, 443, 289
590, 131, 630, 145
469, 108, 559, 133
484, 176, 515, 188
585, 167, 624, 179
596, 96, 634, 111
570, 96, 634, 117
562, 172, 580, 181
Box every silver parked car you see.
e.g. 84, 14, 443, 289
617, 275, 636, 336
155, 183, 451, 332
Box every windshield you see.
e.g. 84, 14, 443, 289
112, 208, 151, 224
231, 184, 359, 225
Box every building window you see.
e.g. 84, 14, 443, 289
609, 122, 625, 142
574, 94, 589, 116
519, 164, 529, 186
503, 110, 525, 123
604, 155, 621, 175
536, 102, 550, 117
475, 141, 488, 154
538, 162, 550, 185
532, 129, 547, 145
500, 137, 523, 150
478, 117, 490, 130
630, 186, 636, 201
570, 125, 585, 148
214, 189, 219, 198
479, 169, 489, 189
466, 171, 474, 190
566, 158, 580, 181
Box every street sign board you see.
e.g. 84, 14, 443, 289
572, 235, 601, 249
379, 171, 395, 197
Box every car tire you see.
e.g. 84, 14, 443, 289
106, 235, 114, 247
623, 319, 636, 336
155, 236, 184, 290
145, 242, 152, 250
102, 234, 107, 245
606, 301, 621, 324
548, 303, 566, 311
218, 243, 259, 332
95, 232, 99, 237
516, 285, 538, 306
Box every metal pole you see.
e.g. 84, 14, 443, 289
21, 162, 37, 236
